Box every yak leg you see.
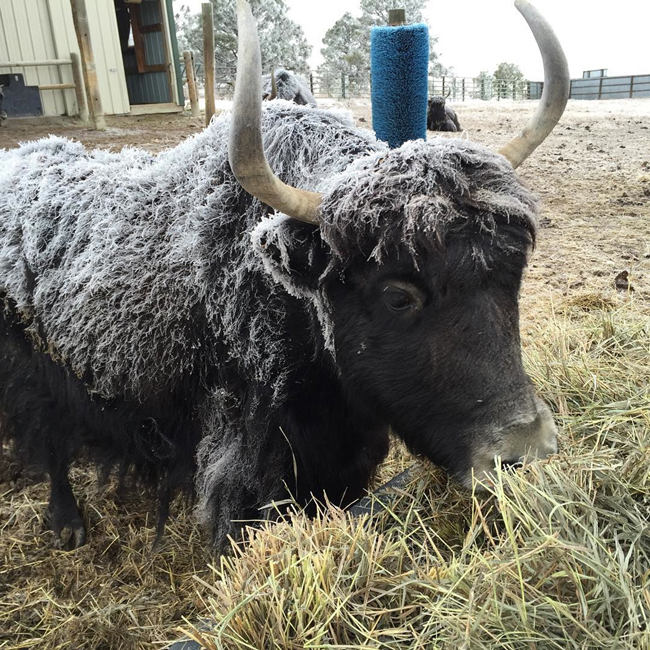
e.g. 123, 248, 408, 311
47, 445, 86, 550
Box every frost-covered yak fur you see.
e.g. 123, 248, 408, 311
261, 69, 317, 107
0, 100, 537, 547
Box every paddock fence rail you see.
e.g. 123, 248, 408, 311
569, 74, 650, 100
179, 57, 650, 103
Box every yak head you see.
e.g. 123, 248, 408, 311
428, 94, 448, 121
230, 0, 569, 487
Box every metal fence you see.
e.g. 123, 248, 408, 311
179, 59, 650, 103
569, 74, 650, 100
180, 65, 538, 101
309, 73, 534, 101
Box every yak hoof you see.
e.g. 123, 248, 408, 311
50, 509, 86, 550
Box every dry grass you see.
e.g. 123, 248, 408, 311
184, 299, 650, 649
1, 298, 649, 649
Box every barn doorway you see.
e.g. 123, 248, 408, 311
114, 0, 178, 111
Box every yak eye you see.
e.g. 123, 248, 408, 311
382, 283, 424, 314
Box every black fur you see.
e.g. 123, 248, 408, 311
0, 104, 542, 549
427, 96, 462, 132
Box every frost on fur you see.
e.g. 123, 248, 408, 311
261, 69, 317, 107
0, 102, 538, 545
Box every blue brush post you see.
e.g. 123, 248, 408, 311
371, 21, 429, 149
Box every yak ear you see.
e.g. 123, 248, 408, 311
252, 215, 331, 295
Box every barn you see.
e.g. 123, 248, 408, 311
0, 0, 184, 118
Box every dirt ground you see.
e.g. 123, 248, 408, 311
1, 98, 649, 649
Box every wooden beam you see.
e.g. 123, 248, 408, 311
156, 0, 174, 103
388, 9, 406, 25
124, 63, 169, 75
202, 2, 215, 126
183, 50, 200, 117
70, 51, 89, 122
70, 0, 105, 130
129, 4, 147, 74
140, 23, 163, 33
39, 83, 76, 90
0, 59, 72, 67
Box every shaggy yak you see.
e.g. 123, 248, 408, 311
262, 67, 317, 107
427, 93, 462, 132
0, 0, 568, 550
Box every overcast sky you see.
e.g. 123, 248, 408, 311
175, 0, 650, 79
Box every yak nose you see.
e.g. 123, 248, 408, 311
467, 397, 558, 488
499, 399, 558, 462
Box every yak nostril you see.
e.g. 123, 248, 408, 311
500, 458, 524, 472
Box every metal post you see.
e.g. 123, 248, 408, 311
341, 72, 346, 99
598, 76, 603, 100
202, 2, 215, 126
462, 78, 465, 101
442, 76, 446, 96
310, 72, 314, 95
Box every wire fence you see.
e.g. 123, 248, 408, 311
180, 60, 540, 102
181, 58, 649, 104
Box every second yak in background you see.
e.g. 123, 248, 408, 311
427, 94, 462, 132
262, 68, 317, 107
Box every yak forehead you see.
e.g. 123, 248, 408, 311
318, 137, 538, 269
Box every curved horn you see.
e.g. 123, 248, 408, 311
229, 0, 322, 224
269, 67, 277, 100
498, 0, 570, 169
444, 88, 451, 99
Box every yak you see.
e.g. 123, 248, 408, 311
262, 68, 317, 107
0, 0, 568, 550
427, 94, 462, 132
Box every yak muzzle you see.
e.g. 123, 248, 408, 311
464, 396, 558, 488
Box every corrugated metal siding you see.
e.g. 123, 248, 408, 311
125, 0, 172, 105
570, 74, 650, 100
82, 0, 130, 114
163, 0, 183, 105
0, 0, 130, 115
0, 0, 67, 115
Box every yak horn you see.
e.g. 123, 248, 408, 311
269, 67, 277, 100
229, 0, 322, 224
498, 0, 569, 169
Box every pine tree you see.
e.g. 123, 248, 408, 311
175, 0, 311, 87
319, 0, 444, 89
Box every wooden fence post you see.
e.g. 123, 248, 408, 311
70, 0, 105, 130
341, 72, 346, 99
183, 50, 200, 117
202, 2, 215, 126
70, 51, 89, 122
462, 78, 465, 101
310, 72, 314, 95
